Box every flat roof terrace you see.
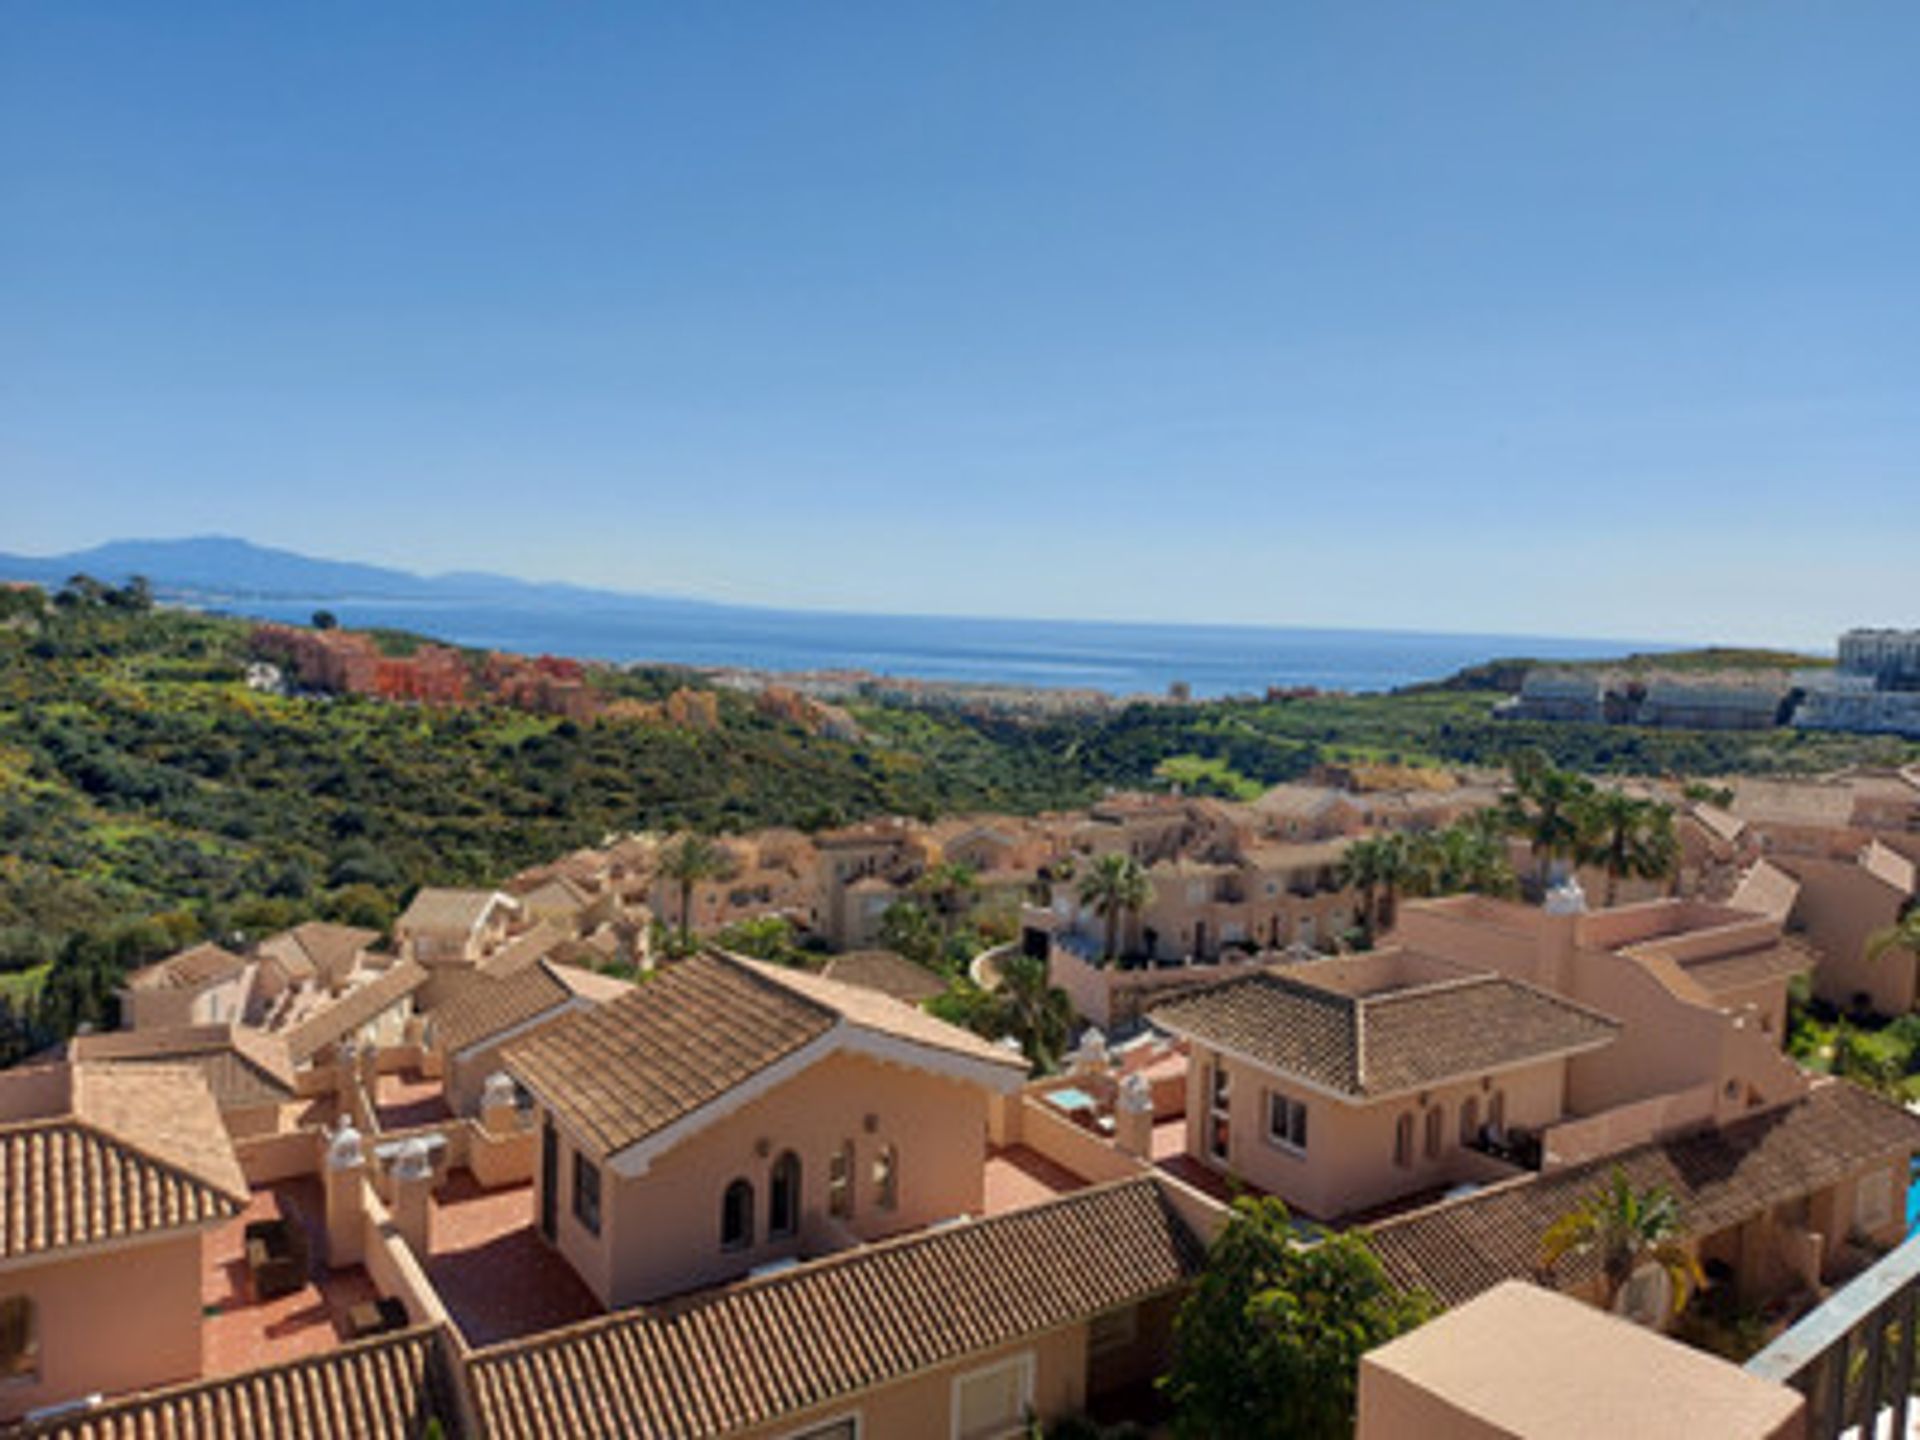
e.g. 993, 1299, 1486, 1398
201, 1178, 378, 1377
421, 1171, 601, 1347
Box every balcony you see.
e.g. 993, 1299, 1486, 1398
1745, 1226, 1920, 1440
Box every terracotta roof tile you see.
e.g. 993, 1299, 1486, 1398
124, 943, 250, 993
279, 960, 428, 1064
68, 1027, 295, 1110
1152, 969, 1618, 1097
396, 888, 515, 935
1370, 1081, 1920, 1308
469, 1178, 1201, 1440
431, 961, 575, 1057
819, 950, 949, 1006
255, 922, 379, 986
7, 1326, 464, 1439
0, 1063, 247, 1260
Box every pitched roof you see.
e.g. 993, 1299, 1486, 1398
124, 942, 250, 993
468, 1177, 1202, 1440
432, 961, 576, 1057
820, 949, 949, 1005
279, 960, 428, 1064
1677, 939, 1817, 997
8, 1325, 465, 1439
1150, 970, 1619, 1098
1369, 1081, 1920, 1309
0, 1063, 248, 1261
506, 951, 1022, 1160
255, 922, 379, 986
68, 1026, 295, 1110
478, 919, 570, 980
396, 887, 515, 936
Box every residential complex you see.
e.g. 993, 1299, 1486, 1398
3, 761, 1920, 1436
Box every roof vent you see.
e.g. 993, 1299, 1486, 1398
1543, 877, 1589, 915
327, 1122, 364, 1171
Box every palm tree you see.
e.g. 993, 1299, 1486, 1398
994, 953, 1074, 1073
1077, 852, 1153, 963
1866, 909, 1920, 971
1580, 790, 1680, 907
1406, 823, 1515, 900
1503, 760, 1595, 895
658, 833, 730, 951
912, 861, 980, 941
1540, 1169, 1703, 1316
1340, 833, 1413, 941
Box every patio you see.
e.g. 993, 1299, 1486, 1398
374, 1067, 452, 1130
983, 1144, 1090, 1216
421, 1170, 602, 1346
201, 1179, 380, 1376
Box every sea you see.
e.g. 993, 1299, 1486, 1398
231, 597, 1661, 699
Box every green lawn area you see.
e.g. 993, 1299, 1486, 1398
1154, 753, 1263, 801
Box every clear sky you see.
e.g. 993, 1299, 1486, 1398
3, 3, 1914, 646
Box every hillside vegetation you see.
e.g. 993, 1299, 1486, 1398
0, 586, 1911, 1056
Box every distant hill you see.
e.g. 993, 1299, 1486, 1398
0, 536, 721, 614
1407, 647, 1833, 696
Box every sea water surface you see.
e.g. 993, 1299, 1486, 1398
234, 597, 1662, 698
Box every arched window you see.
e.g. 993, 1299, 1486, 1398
872, 1143, 898, 1211
1459, 1096, 1480, 1147
1487, 1089, 1507, 1138
1424, 1105, 1445, 1160
769, 1151, 801, 1239
721, 1178, 755, 1251
1393, 1113, 1414, 1168
828, 1141, 855, 1219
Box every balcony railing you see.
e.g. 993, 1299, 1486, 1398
1745, 1226, 1920, 1440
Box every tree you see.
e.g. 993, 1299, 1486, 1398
1579, 790, 1679, 906
312, 609, 339, 631
1163, 1196, 1433, 1440
1501, 756, 1595, 894
1339, 833, 1414, 941
994, 952, 1074, 1073
1077, 853, 1153, 963
878, 900, 942, 970
657, 833, 730, 951
1405, 822, 1515, 900
1539, 1168, 1703, 1315
912, 861, 980, 941
1866, 910, 1920, 971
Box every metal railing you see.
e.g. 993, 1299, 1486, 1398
1746, 1227, 1920, 1439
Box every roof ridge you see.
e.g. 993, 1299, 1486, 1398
469, 1173, 1174, 1363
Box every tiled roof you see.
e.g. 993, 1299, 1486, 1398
469, 1177, 1202, 1440
478, 920, 570, 980
1370, 1081, 1920, 1308
820, 950, 949, 1005
0, 1063, 248, 1261
68, 1026, 295, 1110
506, 951, 1023, 1160
255, 922, 379, 986
1151, 970, 1618, 1098
505, 951, 836, 1157
6, 1326, 464, 1440
280, 960, 428, 1064
396, 887, 514, 936
124, 942, 250, 993
1679, 939, 1817, 996
432, 961, 574, 1057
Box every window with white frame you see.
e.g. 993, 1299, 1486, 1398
1265, 1090, 1307, 1153
951, 1352, 1034, 1440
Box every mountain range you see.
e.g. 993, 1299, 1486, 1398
0, 536, 721, 615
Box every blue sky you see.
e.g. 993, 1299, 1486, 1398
2, 3, 1914, 646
